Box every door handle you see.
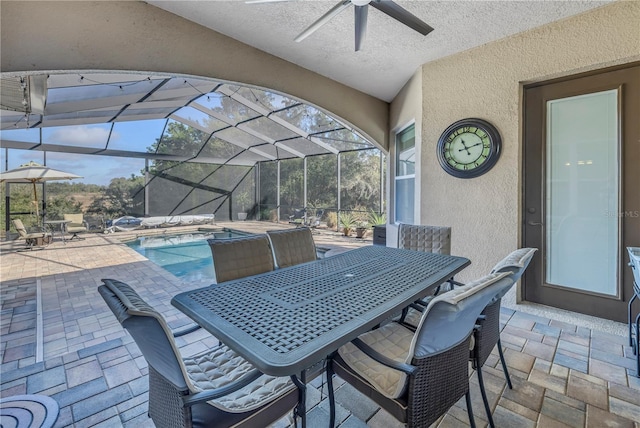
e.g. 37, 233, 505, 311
528, 221, 543, 226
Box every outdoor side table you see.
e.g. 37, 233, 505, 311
172, 245, 470, 427
44, 220, 71, 243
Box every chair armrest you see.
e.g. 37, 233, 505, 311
172, 324, 202, 337
181, 369, 263, 407
351, 337, 418, 375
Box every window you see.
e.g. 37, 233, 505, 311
395, 124, 415, 223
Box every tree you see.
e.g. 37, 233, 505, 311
88, 175, 144, 218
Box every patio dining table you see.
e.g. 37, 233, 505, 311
171, 245, 470, 426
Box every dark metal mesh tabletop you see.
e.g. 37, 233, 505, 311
172, 246, 469, 375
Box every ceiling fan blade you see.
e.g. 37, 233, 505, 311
354, 5, 368, 51
295, 0, 352, 43
370, 0, 434, 36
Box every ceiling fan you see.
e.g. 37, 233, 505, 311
247, 0, 434, 51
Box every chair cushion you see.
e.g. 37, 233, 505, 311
491, 248, 537, 274
185, 346, 294, 413
337, 322, 414, 399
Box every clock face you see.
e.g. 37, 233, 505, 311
437, 118, 501, 178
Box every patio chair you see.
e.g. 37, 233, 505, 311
98, 278, 298, 428
399, 247, 537, 427
266, 227, 317, 269
327, 271, 515, 428
305, 208, 324, 228
12, 219, 52, 249
398, 223, 453, 296
207, 235, 275, 283
288, 208, 306, 227
470, 247, 537, 427
63, 213, 88, 240
398, 223, 451, 255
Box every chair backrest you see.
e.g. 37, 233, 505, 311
63, 213, 83, 225
290, 208, 306, 220
628, 247, 640, 286
98, 279, 192, 391
208, 234, 275, 283
409, 271, 514, 360
12, 219, 28, 238
398, 223, 451, 255
490, 247, 537, 300
266, 227, 317, 268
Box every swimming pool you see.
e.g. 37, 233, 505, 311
126, 229, 251, 282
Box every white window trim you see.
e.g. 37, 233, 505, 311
392, 120, 419, 224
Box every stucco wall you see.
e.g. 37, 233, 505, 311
0, 1, 389, 149
413, 1, 640, 284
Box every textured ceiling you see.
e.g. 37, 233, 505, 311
147, 0, 611, 102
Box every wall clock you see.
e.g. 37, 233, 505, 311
436, 118, 502, 178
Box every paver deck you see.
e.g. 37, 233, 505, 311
1, 221, 638, 427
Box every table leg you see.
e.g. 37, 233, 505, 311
290, 372, 306, 428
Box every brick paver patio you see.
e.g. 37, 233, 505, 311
1, 222, 638, 427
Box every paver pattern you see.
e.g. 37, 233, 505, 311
1, 222, 638, 427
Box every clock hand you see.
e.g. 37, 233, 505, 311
458, 139, 472, 155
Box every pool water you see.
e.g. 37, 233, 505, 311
126, 229, 251, 282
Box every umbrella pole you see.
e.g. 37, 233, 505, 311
32, 180, 39, 218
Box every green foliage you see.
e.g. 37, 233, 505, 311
88, 176, 144, 218
45, 196, 83, 220
339, 211, 357, 228
47, 182, 103, 194
368, 210, 387, 226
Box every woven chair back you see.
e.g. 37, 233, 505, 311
208, 235, 275, 283
398, 224, 451, 255
266, 227, 317, 268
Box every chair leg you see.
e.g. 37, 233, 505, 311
465, 391, 477, 428
497, 338, 513, 389
629, 294, 638, 348
326, 357, 336, 428
634, 313, 640, 377
476, 364, 496, 428
290, 374, 307, 428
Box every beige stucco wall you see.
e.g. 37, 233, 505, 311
400, 1, 640, 285
388, 70, 423, 228
0, 1, 389, 149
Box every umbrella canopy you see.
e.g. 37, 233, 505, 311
0, 161, 83, 217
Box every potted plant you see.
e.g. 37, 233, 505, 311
339, 211, 356, 236
368, 210, 387, 227
236, 190, 251, 221
355, 220, 369, 238
368, 210, 387, 246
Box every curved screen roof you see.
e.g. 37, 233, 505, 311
0, 72, 375, 166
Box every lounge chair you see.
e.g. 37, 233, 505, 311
288, 208, 306, 227
12, 219, 52, 249
63, 213, 88, 240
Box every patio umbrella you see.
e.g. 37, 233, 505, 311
0, 161, 83, 217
